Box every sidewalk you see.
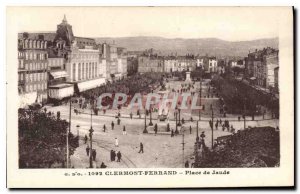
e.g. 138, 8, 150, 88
70, 139, 129, 168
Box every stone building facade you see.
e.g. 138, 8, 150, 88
18, 35, 49, 107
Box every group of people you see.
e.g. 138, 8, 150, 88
79, 73, 164, 104
209, 119, 234, 132
85, 145, 97, 161
110, 150, 122, 162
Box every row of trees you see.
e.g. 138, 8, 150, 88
19, 109, 78, 168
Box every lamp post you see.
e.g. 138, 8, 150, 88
175, 108, 179, 134
66, 97, 72, 168
89, 104, 94, 168
177, 108, 181, 126
211, 104, 214, 150
244, 98, 246, 130
181, 133, 185, 167
143, 109, 148, 133
199, 78, 202, 121
149, 105, 153, 126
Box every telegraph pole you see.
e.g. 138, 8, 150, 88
175, 111, 178, 134
244, 98, 246, 130
149, 105, 153, 126
66, 98, 71, 168
211, 105, 214, 149
181, 133, 185, 167
178, 108, 181, 126
143, 109, 148, 133
196, 120, 199, 142
89, 105, 94, 168
199, 79, 202, 121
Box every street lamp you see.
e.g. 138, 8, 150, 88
210, 104, 214, 150
199, 78, 202, 121
149, 105, 153, 126
174, 108, 179, 134
243, 98, 246, 130
143, 109, 148, 133
177, 108, 181, 126
89, 103, 94, 168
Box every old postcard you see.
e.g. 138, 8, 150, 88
6, 6, 294, 188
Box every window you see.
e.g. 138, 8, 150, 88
89, 63, 92, 78
73, 63, 76, 81
82, 63, 85, 79
86, 63, 88, 79
78, 63, 81, 80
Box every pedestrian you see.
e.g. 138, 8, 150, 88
222, 124, 225, 131
117, 117, 121, 125
181, 118, 185, 124
209, 120, 213, 129
154, 124, 158, 135
92, 149, 97, 161
189, 125, 192, 134
238, 116, 241, 121
111, 121, 115, 130
86, 145, 90, 156
117, 151, 122, 162
112, 150, 116, 161
231, 125, 235, 133
215, 122, 218, 130
84, 134, 88, 144
115, 138, 119, 147
171, 129, 174, 137
110, 150, 114, 161
185, 160, 189, 168
138, 142, 144, 153
123, 126, 127, 135
100, 162, 107, 168
103, 124, 106, 132
190, 117, 193, 122
130, 112, 133, 119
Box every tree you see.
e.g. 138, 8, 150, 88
18, 109, 79, 168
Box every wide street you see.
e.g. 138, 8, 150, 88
47, 80, 279, 168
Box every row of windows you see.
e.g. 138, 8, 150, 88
21, 39, 47, 50
71, 53, 98, 60
19, 51, 48, 60
20, 62, 47, 70
25, 83, 47, 93
48, 59, 64, 67
72, 62, 98, 81
24, 72, 47, 83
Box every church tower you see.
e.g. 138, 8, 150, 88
54, 15, 74, 46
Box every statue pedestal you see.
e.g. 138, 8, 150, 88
185, 71, 191, 82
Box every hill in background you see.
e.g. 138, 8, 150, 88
95, 36, 278, 57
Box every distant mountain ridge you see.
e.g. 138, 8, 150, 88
95, 36, 278, 57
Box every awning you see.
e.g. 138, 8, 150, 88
50, 71, 68, 79
77, 77, 106, 92
48, 84, 74, 99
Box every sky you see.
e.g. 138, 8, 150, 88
7, 6, 285, 41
